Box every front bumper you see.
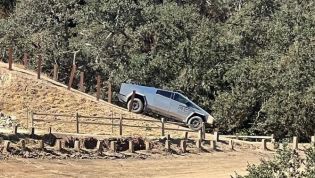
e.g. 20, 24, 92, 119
206, 115, 215, 125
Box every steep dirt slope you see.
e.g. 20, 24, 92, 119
0, 62, 188, 137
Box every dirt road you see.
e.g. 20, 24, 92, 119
0, 151, 271, 178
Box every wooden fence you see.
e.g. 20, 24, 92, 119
29, 112, 203, 138
2, 48, 278, 142
2, 48, 206, 139
2, 47, 113, 103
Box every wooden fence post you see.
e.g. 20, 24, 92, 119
210, 140, 216, 150
38, 140, 44, 150
229, 140, 234, 150
128, 90, 136, 112
68, 64, 76, 90
29, 127, 35, 137
202, 122, 206, 140
31, 112, 34, 127
111, 111, 114, 133
261, 139, 267, 151
129, 140, 135, 153
8, 47, 13, 70
96, 140, 103, 152
198, 130, 203, 141
183, 131, 188, 140
293, 136, 298, 150
26, 110, 29, 129
20, 139, 26, 151
213, 131, 219, 142
119, 114, 123, 136
96, 75, 101, 101
23, 52, 28, 68
37, 55, 42, 79
3, 141, 11, 153
110, 141, 117, 152
12, 125, 18, 135
74, 140, 80, 151
108, 81, 112, 103
55, 139, 62, 151
180, 140, 187, 153
196, 139, 201, 150
198, 123, 205, 141
79, 72, 84, 92
76, 112, 79, 134
271, 134, 274, 140
53, 64, 59, 81
145, 141, 151, 151
311, 136, 315, 147
161, 118, 165, 137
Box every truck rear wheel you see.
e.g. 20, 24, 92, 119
127, 98, 144, 114
188, 116, 203, 131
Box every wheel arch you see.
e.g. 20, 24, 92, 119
186, 113, 206, 124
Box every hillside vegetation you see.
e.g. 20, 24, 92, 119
0, 0, 314, 140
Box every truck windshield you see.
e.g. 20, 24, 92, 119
174, 93, 200, 110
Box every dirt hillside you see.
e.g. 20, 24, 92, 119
0, 62, 189, 137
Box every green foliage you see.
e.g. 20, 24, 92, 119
235, 145, 315, 178
0, 0, 15, 16
0, 0, 314, 140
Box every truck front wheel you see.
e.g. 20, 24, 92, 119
127, 98, 144, 114
188, 116, 203, 131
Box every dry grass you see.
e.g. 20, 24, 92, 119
0, 62, 195, 138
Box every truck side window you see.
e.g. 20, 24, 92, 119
156, 90, 172, 98
174, 93, 189, 104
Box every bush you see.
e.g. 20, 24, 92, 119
235, 145, 315, 178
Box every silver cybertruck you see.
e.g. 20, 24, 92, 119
118, 83, 214, 130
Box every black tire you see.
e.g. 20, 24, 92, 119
127, 98, 144, 114
188, 116, 203, 131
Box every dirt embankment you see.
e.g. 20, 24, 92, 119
0, 62, 190, 137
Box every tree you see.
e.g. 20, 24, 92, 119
0, 0, 314, 140
0, 0, 16, 17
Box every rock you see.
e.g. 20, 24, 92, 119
0, 113, 18, 128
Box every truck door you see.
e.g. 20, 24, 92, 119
168, 93, 192, 121
153, 90, 173, 117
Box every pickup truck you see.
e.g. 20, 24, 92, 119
118, 83, 214, 130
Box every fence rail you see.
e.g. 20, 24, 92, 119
30, 112, 199, 138
222, 135, 274, 141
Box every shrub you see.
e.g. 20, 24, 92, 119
235, 145, 315, 178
